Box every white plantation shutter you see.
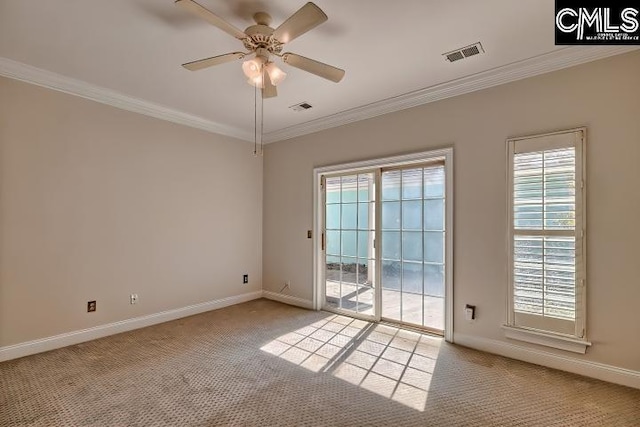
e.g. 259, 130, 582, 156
507, 129, 586, 338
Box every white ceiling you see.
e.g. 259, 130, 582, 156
0, 1, 634, 142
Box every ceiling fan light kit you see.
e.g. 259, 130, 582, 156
241, 55, 287, 88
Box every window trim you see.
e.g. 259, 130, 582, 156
505, 127, 589, 353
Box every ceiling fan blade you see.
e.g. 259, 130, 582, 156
282, 53, 345, 83
272, 2, 328, 44
175, 0, 247, 40
262, 75, 278, 98
182, 52, 246, 71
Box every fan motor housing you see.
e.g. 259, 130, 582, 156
243, 23, 283, 54
244, 24, 273, 37
242, 12, 284, 54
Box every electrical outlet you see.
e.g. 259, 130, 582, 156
130, 294, 138, 304
243, 274, 249, 284
87, 301, 96, 312
464, 304, 476, 321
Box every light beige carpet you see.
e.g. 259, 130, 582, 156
1, 299, 638, 426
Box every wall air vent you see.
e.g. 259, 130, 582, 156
289, 102, 313, 112
443, 42, 485, 63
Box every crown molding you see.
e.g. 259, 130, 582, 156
2, 47, 637, 145
0, 57, 254, 142
263, 46, 639, 143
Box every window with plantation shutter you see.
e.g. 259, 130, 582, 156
505, 128, 589, 353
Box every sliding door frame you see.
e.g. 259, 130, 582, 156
313, 148, 454, 342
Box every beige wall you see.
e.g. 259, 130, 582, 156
0, 77, 262, 347
263, 51, 640, 370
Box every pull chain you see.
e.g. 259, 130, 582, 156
253, 66, 265, 156
260, 74, 264, 156
253, 81, 258, 156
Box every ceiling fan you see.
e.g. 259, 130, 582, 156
175, 0, 345, 98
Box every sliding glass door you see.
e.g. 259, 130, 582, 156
319, 155, 450, 335
380, 165, 445, 331
324, 172, 377, 319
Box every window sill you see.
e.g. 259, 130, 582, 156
502, 325, 591, 354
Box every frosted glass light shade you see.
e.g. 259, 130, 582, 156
265, 62, 287, 86
242, 58, 264, 79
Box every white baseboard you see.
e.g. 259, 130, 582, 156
454, 333, 640, 390
0, 290, 263, 362
262, 291, 314, 310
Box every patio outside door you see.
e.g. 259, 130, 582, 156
321, 162, 446, 334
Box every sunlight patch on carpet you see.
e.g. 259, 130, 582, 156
260, 314, 442, 411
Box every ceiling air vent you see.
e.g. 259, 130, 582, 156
443, 42, 485, 63
289, 102, 313, 112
